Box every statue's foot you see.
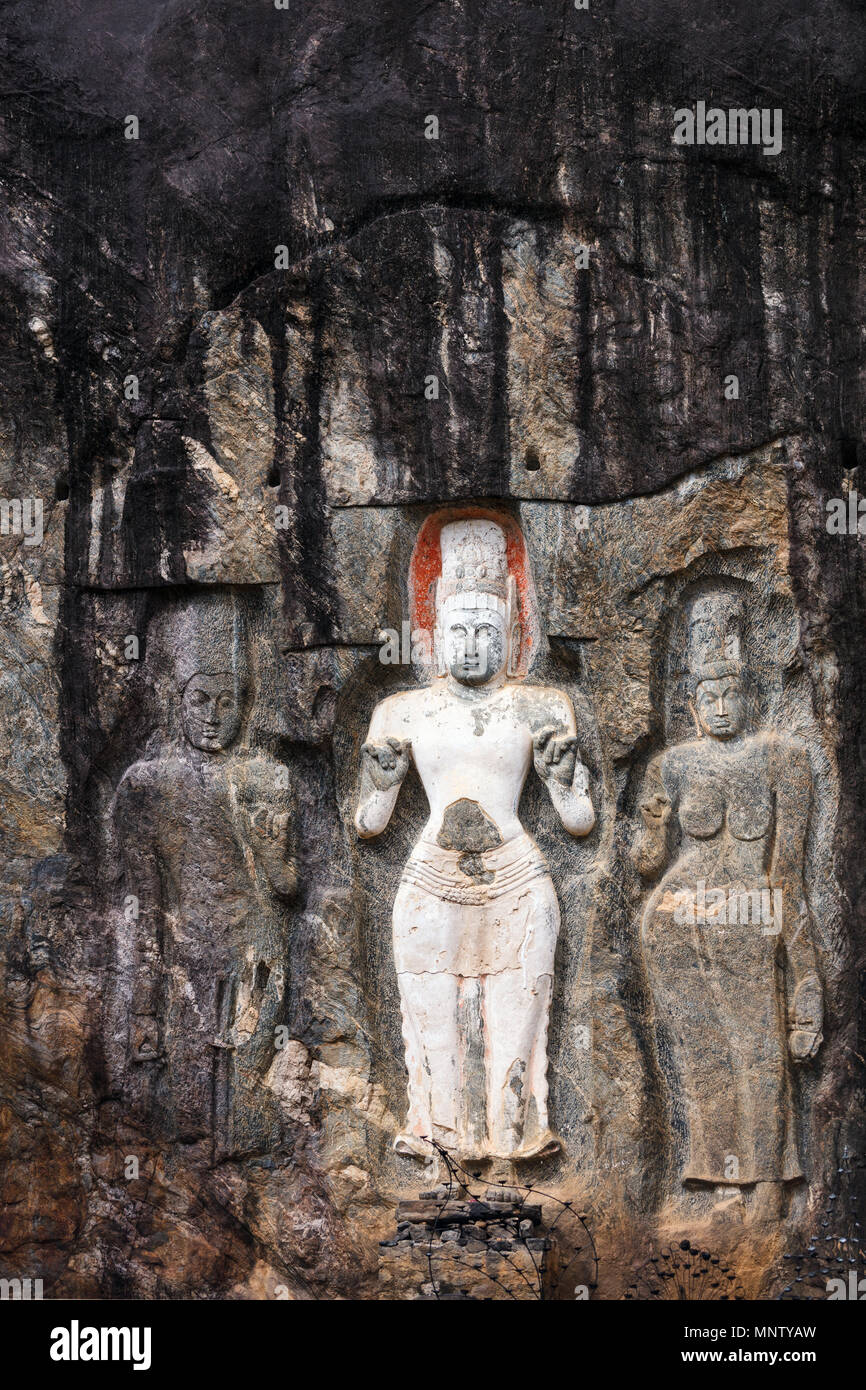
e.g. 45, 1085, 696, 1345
485, 1183, 524, 1204
509, 1129, 562, 1163
711, 1184, 746, 1219
393, 1132, 434, 1160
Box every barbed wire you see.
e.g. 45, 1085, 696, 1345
777, 1152, 866, 1301
625, 1241, 746, 1301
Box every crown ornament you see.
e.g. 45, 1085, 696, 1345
438, 519, 510, 616
685, 588, 744, 682
170, 592, 249, 692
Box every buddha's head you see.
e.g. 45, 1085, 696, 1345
181, 672, 243, 751
435, 519, 520, 685
441, 606, 508, 685
169, 595, 249, 753
693, 673, 746, 740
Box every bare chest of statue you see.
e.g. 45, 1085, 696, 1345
402, 686, 534, 843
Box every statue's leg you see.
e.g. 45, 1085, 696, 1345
395, 969, 460, 1158
232, 955, 285, 1157
481, 879, 560, 1161
483, 966, 556, 1160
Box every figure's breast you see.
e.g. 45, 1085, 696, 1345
675, 744, 773, 843
720, 746, 772, 840
679, 785, 725, 838
726, 795, 772, 841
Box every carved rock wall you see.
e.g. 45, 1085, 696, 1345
0, 0, 864, 1299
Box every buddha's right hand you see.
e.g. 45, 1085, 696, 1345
361, 738, 410, 792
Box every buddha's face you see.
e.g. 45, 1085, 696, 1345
695, 676, 745, 740
443, 609, 507, 686
181, 672, 241, 751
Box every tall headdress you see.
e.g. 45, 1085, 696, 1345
685, 588, 744, 683
170, 591, 249, 694
434, 519, 521, 677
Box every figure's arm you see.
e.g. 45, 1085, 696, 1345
631, 756, 671, 880
114, 770, 164, 1062
354, 700, 411, 839
246, 760, 298, 898
249, 805, 298, 898
770, 736, 823, 1061
532, 696, 595, 837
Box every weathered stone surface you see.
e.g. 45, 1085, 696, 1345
0, 0, 864, 1304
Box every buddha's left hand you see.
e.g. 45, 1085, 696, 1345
533, 726, 578, 787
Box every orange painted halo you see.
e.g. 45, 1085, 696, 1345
408, 506, 537, 677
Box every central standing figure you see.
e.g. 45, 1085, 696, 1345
355, 515, 595, 1165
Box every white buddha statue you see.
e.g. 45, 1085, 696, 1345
355, 516, 595, 1166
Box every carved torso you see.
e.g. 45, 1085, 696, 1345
661, 732, 775, 884
634, 720, 820, 1187
369, 680, 575, 847
117, 748, 290, 962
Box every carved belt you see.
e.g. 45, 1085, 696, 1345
399, 832, 549, 906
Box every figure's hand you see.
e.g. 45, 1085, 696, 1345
362, 737, 410, 792
789, 974, 823, 1062
131, 1014, 160, 1063
250, 805, 291, 851
639, 791, 671, 831
533, 726, 579, 787
248, 804, 297, 895
789, 1028, 822, 1061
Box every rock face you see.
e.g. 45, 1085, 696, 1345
0, 2, 864, 1300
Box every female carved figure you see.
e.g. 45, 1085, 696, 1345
632, 589, 823, 1215
355, 516, 595, 1166
114, 597, 296, 1156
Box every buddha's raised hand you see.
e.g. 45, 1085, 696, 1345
249, 805, 291, 848
638, 791, 671, 829
361, 737, 411, 792
533, 725, 579, 787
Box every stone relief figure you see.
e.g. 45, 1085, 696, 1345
632, 587, 823, 1219
355, 515, 596, 1166
113, 595, 296, 1157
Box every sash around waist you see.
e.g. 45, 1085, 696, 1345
399, 832, 550, 905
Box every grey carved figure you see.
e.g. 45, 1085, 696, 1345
632, 589, 823, 1220
113, 596, 296, 1157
